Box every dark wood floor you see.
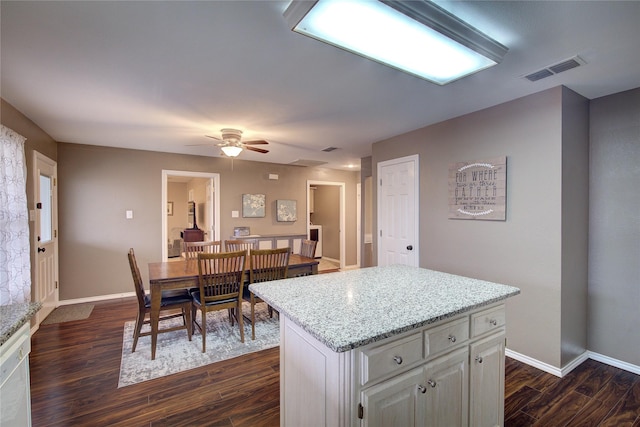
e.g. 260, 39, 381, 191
30, 298, 639, 426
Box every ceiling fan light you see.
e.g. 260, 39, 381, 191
221, 145, 243, 157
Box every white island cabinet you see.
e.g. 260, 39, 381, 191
250, 265, 520, 427
0, 302, 41, 427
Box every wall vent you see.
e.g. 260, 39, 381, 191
524, 55, 585, 82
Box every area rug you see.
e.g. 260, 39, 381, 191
118, 302, 279, 388
41, 304, 94, 325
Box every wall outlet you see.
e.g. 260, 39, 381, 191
231, 210, 239, 218
126, 210, 134, 219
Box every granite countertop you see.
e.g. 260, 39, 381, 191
250, 265, 520, 352
0, 302, 42, 346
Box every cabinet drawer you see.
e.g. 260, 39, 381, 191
471, 305, 505, 337
424, 317, 469, 359
360, 332, 423, 386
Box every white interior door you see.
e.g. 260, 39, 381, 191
33, 151, 59, 324
377, 155, 419, 267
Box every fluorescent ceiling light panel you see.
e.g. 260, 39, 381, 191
284, 0, 508, 85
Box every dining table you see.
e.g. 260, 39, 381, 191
146, 253, 319, 360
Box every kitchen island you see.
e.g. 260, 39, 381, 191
250, 265, 520, 427
1, 301, 41, 427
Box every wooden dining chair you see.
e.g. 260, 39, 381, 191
192, 250, 247, 352
245, 248, 290, 340
183, 240, 221, 260
300, 239, 318, 259
128, 248, 192, 354
225, 239, 258, 253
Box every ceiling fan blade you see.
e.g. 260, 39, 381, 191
243, 139, 269, 145
245, 146, 269, 154
205, 135, 223, 142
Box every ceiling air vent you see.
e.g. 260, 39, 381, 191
525, 69, 554, 82
322, 146, 339, 152
524, 55, 585, 82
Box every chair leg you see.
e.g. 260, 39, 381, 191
132, 309, 146, 353
201, 307, 207, 353
238, 301, 245, 343
251, 294, 256, 340
184, 304, 192, 341
228, 308, 234, 326
191, 304, 198, 333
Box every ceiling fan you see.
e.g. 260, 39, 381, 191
205, 128, 269, 157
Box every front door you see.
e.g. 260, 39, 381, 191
33, 151, 59, 324
377, 155, 419, 267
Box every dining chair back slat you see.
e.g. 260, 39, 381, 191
225, 239, 258, 253
299, 239, 317, 259
128, 248, 192, 358
184, 240, 221, 260
246, 247, 290, 340
192, 250, 247, 351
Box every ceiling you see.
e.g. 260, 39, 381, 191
2, 1, 639, 171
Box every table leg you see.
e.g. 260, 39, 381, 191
150, 285, 162, 360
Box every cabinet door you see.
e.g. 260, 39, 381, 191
361, 366, 425, 427
469, 332, 505, 427
424, 347, 469, 427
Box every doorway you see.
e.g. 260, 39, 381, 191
33, 151, 59, 325
307, 180, 345, 269
161, 170, 220, 260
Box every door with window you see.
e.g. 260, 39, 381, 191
377, 155, 419, 267
33, 151, 58, 324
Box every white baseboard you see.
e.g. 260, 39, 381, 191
58, 292, 136, 306
588, 351, 640, 375
506, 348, 640, 377
505, 349, 565, 377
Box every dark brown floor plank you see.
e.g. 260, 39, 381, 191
30, 298, 640, 427
599, 378, 640, 427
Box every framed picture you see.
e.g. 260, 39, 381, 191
242, 194, 266, 218
167, 202, 173, 216
448, 156, 507, 220
276, 199, 297, 222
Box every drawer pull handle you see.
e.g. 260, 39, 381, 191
417, 385, 427, 394
393, 356, 403, 365
448, 334, 456, 343
475, 355, 483, 364
427, 379, 437, 388
489, 319, 498, 326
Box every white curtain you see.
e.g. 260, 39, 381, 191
0, 125, 31, 305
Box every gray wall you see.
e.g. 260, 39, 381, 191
588, 88, 640, 367
55, 143, 359, 300
312, 185, 341, 259
560, 88, 590, 366
372, 87, 590, 369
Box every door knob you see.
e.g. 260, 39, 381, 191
406, 245, 413, 251
38, 247, 46, 253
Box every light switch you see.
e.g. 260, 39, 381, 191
231, 210, 239, 218
126, 210, 134, 219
